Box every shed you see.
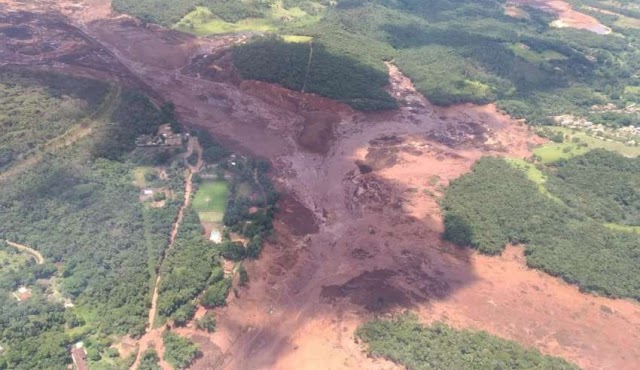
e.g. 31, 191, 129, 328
209, 230, 222, 244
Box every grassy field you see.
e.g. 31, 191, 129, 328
174, 7, 276, 35
533, 127, 640, 163
132, 166, 154, 188
193, 180, 229, 222
508, 43, 567, 64
604, 223, 640, 234
282, 35, 313, 43
173, 2, 320, 36
505, 157, 567, 205
615, 16, 640, 29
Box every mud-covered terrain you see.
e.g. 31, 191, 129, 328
2, 1, 640, 369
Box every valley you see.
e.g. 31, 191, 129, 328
1, 0, 639, 369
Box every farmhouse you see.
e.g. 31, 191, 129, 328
135, 124, 183, 147
158, 124, 182, 146
13, 286, 31, 301
71, 342, 88, 370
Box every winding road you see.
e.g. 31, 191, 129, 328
5, 240, 44, 265
130, 136, 203, 370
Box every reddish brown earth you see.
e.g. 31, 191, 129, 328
2, 1, 640, 370
507, 0, 611, 34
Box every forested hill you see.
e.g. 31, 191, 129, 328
113, 0, 640, 127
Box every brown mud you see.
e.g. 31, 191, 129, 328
1, 2, 639, 370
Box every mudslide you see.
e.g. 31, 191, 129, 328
1, 1, 639, 369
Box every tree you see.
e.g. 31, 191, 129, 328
162, 331, 199, 370
139, 349, 161, 370
238, 265, 249, 287
195, 313, 216, 333
200, 279, 231, 308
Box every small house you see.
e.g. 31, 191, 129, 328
71, 342, 88, 370
13, 286, 32, 301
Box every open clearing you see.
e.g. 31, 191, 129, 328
1, 1, 640, 369
173, 2, 320, 36
193, 180, 229, 223
507, 0, 611, 34
533, 127, 640, 163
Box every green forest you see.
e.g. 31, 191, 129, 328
357, 314, 578, 369
0, 68, 110, 171
113, 0, 640, 123
0, 68, 186, 368
442, 151, 640, 300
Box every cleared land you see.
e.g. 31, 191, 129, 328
193, 180, 229, 223
534, 127, 640, 163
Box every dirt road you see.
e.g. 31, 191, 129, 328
1, 2, 640, 369
5, 240, 44, 265
130, 136, 202, 370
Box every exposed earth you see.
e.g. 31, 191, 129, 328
2, 1, 640, 370
507, 0, 611, 34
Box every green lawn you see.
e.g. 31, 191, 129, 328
193, 181, 229, 222
132, 166, 154, 188
282, 35, 313, 43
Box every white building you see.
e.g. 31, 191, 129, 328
209, 230, 222, 244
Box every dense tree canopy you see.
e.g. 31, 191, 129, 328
357, 314, 578, 369
442, 154, 640, 299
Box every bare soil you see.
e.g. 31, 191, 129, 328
2, 2, 640, 370
507, 0, 612, 34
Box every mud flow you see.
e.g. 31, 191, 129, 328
1, 1, 638, 369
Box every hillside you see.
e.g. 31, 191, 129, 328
114, 0, 640, 125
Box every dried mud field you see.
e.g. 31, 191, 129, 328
2, 1, 640, 369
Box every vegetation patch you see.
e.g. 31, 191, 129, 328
174, 6, 277, 36
233, 37, 396, 111
533, 127, 640, 163
162, 331, 199, 369
357, 314, 578, 369
0, 248, 30, 271
442, 153, 640, 299
0, 68, 111, 172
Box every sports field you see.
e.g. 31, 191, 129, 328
193, 180, 229, 222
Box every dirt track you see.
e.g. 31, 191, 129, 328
1, 1, 640, 369
5, 240, 44, 265
130, 136, 203, 370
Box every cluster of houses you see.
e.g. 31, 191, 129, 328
135, 124, 186, 147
